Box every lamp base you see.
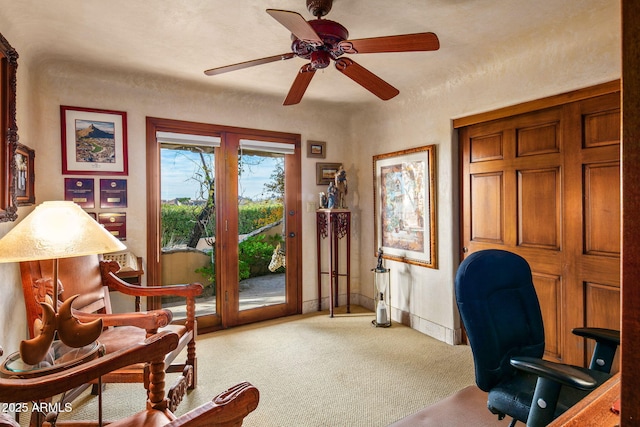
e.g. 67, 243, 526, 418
20, 295, 103, 365
371, 319, 391, 328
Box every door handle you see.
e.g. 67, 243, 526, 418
288, 232, 296, 238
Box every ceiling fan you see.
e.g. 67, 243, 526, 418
204, 0, 440, 105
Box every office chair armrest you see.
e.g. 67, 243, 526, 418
572, 327, 620, 372
74, 308, 173, 330
510, 356, 597, 390
572, 327, 620, 345
105, 272, 204, 298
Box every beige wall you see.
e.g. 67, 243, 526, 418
0, 3, 620, 353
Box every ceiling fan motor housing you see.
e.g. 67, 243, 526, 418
291, 19, 349, 65
307, 0, 333, 17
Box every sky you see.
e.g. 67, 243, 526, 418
160, 148, 280, 201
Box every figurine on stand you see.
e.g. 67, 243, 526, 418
335, 165, 348, 208
327, 181, 338, 209
375, 248, 386, 272
319, 192, 328, 209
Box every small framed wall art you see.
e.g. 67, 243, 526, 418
61, 106, 128, 175
14, 143, 35, 206
316, 162, 342, 185
307, 140, 326, 158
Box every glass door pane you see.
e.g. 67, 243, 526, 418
237, 147, 286, 311
160, 143, 217, 319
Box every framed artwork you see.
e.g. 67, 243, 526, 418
307, 140, 326, 158
14, 143, 35, 206
61, 106, 128, 175
316, 162, 342, 185
64, 178, 95, 209
373, 145, 437, 269
0, 32, 18, 221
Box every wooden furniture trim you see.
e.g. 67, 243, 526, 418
452, 80, 620, 129
621, 0, 640, 423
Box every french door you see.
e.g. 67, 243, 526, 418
146, 117, 301, 332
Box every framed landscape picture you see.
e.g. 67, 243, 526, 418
307, 140, 326, 158
373, 145, 437, 269
316, 162, 341, 185
61, 106, 128, 175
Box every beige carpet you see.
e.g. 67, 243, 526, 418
54, 306, 476, 426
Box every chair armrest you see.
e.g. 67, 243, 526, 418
73, 308, 173, 330
572, 327, 620, 346
0, 331, 179, 403
105, 272, 204, 298
510, 356, 597, 390
165, 381, 260, 427
572, 327, 620, 373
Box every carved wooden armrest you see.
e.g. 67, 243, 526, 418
0, 332, 179, 403
0, 413, 19, 427
165, 381, 260, 427
104, 271, 204, 298
73, 309, 173, 330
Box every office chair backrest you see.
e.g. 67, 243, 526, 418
455, 249, 545, 391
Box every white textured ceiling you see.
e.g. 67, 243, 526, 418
0, 0, 620, 105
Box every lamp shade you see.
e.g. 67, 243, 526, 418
0, 201, 126, 262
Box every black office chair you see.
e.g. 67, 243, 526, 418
455, 249, 619, 427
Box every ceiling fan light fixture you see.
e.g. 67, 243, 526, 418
310, 50, 331, 69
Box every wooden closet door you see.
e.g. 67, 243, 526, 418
460, 92, 620, 368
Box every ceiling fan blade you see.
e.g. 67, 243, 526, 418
334, 58, 399, 101
283, 65, 316, 106
204, 53, 296, 76
266, 9, 323, 46
339, 32, 440, 54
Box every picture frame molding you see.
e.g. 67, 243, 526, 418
373, 145, 437, 269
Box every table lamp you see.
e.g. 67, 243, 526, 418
0, 201, 126, 364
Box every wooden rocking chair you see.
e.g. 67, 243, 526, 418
20, 254, 203, 411
0, 332, 259, 427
